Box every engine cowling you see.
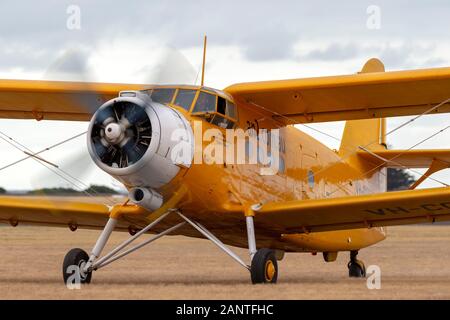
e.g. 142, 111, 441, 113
87, 91, 194, 208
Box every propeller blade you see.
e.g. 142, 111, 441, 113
30, 146, 98, 191
32, 45, 192, 191
92, 136, 108, 159
123, 102, 148, 126
144, 46, 197, 85
122, 137, 146, 165
42, 47, 107, 115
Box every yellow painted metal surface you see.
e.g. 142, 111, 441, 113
255, 186, 450, 233
0, 79, 146, 120
0, 196, 112, 229
224, 66, 450, 124
357, 149, 450, 168
161, 112, 390, 252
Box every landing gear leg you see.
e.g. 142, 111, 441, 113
348, 250, 366, 278
246, 215, 278, 284
62, 217, 118, 285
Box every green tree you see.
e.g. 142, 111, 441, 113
84, 185, 119, 195
387, 168, 416, 191
27, 185, 119, 195
0, 187, 6, 194
27, 187, 79, 195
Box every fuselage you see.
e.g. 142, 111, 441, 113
90, 85, 387, 253
150, 85, 386, 253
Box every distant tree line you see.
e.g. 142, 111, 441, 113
0, 185, 120, 196
27, 184, 120, 195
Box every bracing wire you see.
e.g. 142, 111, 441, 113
246, 97, 450, 194
0, 130, 116, 206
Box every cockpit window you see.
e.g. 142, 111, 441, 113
217, 96, 226, 115
217, 96, 237, 120
151, 88, 176, 104
174, 89, 196, 111
192, 92, 216, 113
226, 101, 236, 119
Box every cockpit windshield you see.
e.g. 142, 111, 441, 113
192, 92, 216, 113
150, 88, 176, 104
174, 89, 196, 111
144, 86, 238, 129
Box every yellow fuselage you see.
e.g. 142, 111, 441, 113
157, 100, 387, 254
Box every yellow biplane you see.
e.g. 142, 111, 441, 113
1, 55, 450, 285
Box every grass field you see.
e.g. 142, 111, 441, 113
1, 224, 450, 299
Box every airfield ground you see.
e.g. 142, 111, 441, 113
0, 224, 450, 299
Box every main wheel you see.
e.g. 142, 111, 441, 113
348, 260, 366, 278
62, 248, 92, 285
250, 248, 278, 284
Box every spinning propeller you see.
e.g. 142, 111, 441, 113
30, 45, 197, 191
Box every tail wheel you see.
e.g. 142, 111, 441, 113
348, 250, 366, 278
62, 248, 92, 285
348, 260, 366, 278
250, 248, 278, 284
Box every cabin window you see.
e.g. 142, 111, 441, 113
279, 156, 286, 174
217, 96, 237, 120
174, 89, 196, 111
226, 101, 237, 119
191, 91, 237, 129
217, 96, 227, 115
308, 170, 315, 188
151, 88, 176, 104
193, 92, 216, 113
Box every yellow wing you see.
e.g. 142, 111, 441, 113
225, 65, 450, 124
357, 149, 450, 168
253, 187, 450, 234
0, 196, 147, 231
0, 79, 146, 121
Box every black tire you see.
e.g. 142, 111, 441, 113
250, 248, 278, 284
62, 248, 92, 285
348, 260, 366, 278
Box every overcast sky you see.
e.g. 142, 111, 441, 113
0, 0, 450, 190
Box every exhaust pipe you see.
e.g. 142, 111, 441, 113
129, 187, 163, 211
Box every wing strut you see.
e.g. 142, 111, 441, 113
409, 159, 450, 189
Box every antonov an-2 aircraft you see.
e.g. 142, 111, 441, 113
1, 57, 450, 285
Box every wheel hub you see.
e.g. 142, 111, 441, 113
265, 260, 275, 281
78, 260, 89, 280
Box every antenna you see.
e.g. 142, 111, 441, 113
200, 35, 207, 86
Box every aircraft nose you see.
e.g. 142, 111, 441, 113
87, 92, 194, 193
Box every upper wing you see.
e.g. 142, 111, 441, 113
0, 195, 145, 231
0, 79, 145, 121
357, 149, 450, 168
253, 187, 450, 234
225, 66, 450, 124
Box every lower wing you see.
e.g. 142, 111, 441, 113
253, 187, 450, 234
0, 196, 146, 231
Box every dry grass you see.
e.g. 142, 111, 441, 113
1, 224, 450, 299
